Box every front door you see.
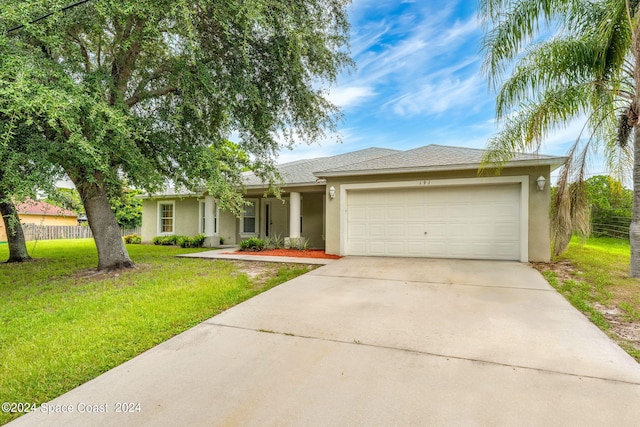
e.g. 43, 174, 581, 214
263, 199, 289, 239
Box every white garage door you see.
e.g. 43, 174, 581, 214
346, 184, 521, 260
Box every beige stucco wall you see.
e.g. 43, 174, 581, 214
141, 197, 199, 242
323, 166, 552, 262
219, 209, 237, 245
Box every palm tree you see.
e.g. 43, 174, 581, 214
480, 0, 640, 276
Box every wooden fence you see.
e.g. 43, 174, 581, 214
21, 224, 141, 241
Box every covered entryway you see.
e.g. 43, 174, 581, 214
345, 183, 523, 260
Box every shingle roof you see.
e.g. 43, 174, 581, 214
143, 144, 566, 195
314, 144, 566, 177
243, 147, 400, 187
16, 199, 77, 217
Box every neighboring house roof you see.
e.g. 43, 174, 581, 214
314, 144, 566, 178
243, 147, 400, 187
16, 199, 77, 217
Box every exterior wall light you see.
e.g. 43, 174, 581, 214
329, 186, 336, 199
536, 176, 546, 191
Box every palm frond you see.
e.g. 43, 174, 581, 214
480, 0, 576, 88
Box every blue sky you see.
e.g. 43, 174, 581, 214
278, 0, 603, 179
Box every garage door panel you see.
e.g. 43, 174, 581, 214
346, 184, 522, 260
369, 207, 386, 220
386, 223, 405, 236
368, 224, 386, 237
406, 206, 424, 219
382, 241, 402, 255
386, 206, 404, 219
349, 206, 368, 220
368, 242, 386, 255
349, 223, 368, 238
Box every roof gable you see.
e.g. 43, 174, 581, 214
16, 199, 77, 217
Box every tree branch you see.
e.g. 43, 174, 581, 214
125, 85, 178, 107
68, 30, 91, 72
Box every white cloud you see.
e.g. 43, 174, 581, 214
327, 86, 377, 108
384, 73, 485, 117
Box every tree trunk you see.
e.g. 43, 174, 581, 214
71, 175, 134, 271
631, 126, 640, 277
0, 193, 31, 263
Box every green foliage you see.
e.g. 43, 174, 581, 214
0, 239, 313, 425
239, 237, 265, 251
152, 235, 179, 246
177, 234, 206, 248
0, 0, 351, 208
0, 0, 351, 269
265, 233, 284, 249
45, 188, 85, 216
287, 236, 311, 250
584, 176, 633, 238
110, 188, 143, 229
586, 176, 632, 211
123, 234, 142, 244
153, 234, 204, 248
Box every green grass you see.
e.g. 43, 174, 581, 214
544, 236, 640, 362
0, 239, 312, 425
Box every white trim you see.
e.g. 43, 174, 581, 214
240, 198, 259, 237
339, 176, 529, 262
157, 200, 176, 235
199, 200, 206, 234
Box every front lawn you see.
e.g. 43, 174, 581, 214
0, 239, 313, 425
537, 236, 640, 363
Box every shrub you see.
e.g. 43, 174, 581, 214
123, 234, 142, 244
240, 237, 265, 251
287, 237, 310, 250
179, 234, 206, 248
152, 235, 179, 246
266, 233, 284, 249
152, 234, 206, 247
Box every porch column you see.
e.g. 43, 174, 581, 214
289, 192, 301, 238
204, 195, 215, 238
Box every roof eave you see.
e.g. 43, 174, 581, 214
243, 181, 325, 190
314, 158, 568, 178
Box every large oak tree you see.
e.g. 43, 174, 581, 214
0, 0, 351, 270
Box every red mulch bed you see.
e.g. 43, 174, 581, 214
225, 249, 342, 259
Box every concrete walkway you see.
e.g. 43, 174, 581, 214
10, 257, 640, 426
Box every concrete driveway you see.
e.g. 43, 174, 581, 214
11, 257, 640, 426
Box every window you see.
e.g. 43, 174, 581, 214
158, 202, 175, 234
242, 200, 256, 233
